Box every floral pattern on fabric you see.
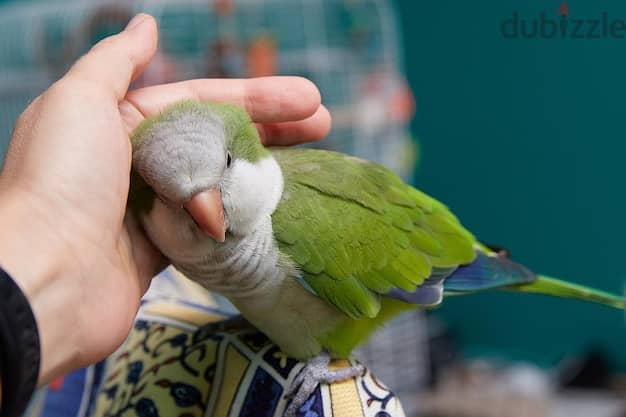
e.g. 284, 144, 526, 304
87, 312, 405, 417
93, 320, 220, 417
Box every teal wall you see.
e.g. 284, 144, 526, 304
397, 0, 626, 369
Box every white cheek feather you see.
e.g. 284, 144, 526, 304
222, 156, 284, 236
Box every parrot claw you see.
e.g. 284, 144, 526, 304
284, 352, 365, 417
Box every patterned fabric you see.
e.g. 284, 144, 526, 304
24, 268, 406, 417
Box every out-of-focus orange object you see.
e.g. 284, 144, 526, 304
215, 0, 235, 16
246, 36, 277, 77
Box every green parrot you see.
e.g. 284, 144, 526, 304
129, 100, 623, 416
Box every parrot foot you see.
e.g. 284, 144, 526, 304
284, 352, 365, 417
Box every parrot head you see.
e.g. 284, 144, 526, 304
129, 100, 283, 257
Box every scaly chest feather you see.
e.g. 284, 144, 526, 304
172, 218, 345, 360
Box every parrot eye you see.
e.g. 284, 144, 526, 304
227, 152, 232, 168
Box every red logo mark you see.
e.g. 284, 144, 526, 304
558, 1, 570, 17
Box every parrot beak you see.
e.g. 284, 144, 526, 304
184, 189, 226, 242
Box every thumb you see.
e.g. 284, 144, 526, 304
65, 13, 158, 100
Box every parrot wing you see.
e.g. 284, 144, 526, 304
270, 148, 477, 320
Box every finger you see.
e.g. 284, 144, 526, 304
121, 76, 321, 132
66, 14, 158, 100
257, 104, 332, 146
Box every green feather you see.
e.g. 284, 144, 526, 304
271, 148, 476, 319
508, 275, 624, 309
360, 270, 395, 293
306, 273, 381, 320
428, 232, 476, 268
384, 186, 417, 208
408, 228, 443, 256
131, 100, 269, 163
318, 297, 414, 358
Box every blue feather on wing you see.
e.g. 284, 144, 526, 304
385, 269, 454, 305
443, 251, 535, 293
385, 252, 536, 306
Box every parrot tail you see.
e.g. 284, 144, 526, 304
507, 275, 624, 310
442, 252, 624, 310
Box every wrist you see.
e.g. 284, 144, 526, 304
0, 187, 81, 384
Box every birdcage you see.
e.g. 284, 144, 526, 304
0, 0, 417, 176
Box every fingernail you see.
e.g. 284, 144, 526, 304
125, 14, 148, 31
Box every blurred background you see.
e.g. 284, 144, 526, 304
0, 0, 625, 416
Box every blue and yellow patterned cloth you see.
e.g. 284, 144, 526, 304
24, 268, 406, 417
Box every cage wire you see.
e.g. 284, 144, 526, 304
0, 0, 425, 414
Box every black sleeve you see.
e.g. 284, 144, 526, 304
0, 266, 40, 417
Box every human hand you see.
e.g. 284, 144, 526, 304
0, 13, 330, 384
